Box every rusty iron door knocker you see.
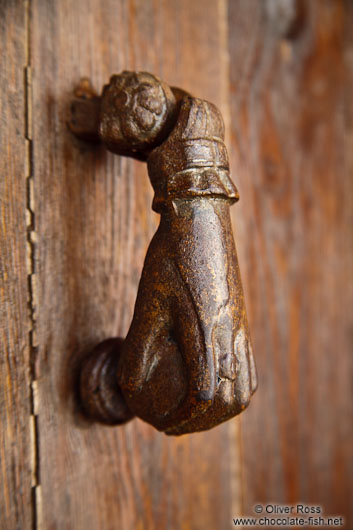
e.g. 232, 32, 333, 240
69, 71, 257, 435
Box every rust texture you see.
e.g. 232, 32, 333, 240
70, 71, 257, 435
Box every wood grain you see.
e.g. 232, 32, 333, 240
2, 1, 352, 528
228, 0, 353, 526
31, 1, 238, 529
0, 2, 32, 528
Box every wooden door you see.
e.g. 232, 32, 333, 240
1, 1, 352, 529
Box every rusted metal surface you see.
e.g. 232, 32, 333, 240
70, 71, 257, 435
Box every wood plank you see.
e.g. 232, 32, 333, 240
228, 0, 353, 526
31, 1, 239, 528
0, 2, 32, 528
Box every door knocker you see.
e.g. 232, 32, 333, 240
69, 71, 257, 435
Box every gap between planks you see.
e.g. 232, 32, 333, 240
24, 0, 41, 528
218, 0, 245, 520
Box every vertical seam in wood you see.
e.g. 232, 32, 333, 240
24, 1, 40, 529
219, 0, 245, 521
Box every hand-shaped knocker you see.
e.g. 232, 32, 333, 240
69, 71, 257, 435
